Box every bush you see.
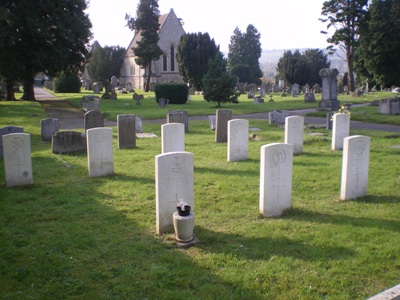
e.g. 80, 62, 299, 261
154, 83, 188, 104
53, 71, 81, 93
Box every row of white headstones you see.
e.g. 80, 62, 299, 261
2, 113, 368, 234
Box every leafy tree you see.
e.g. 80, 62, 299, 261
126, 0, 163, 92
228, 24, 263, 85
355, 0, 400, 87
0, 0, 92, 100
176, 32, 220, 91
303, 49, 331, 86
53, 71, 81, 93
320, 0, 369, 92
276, 50, 310, 86
87, 46, 125, 85
203, 52, 237, 107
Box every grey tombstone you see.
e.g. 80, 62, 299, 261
135, 116, 143, 133
313, 83, 321, 94
167, 111, 189, 133
52, 131, 87, 154
87, 127, 114, 177
291, 83, 300, 97
378, 98, 400, 115
0, 126, 24, 158
340, 135, 370, 200
227, 119, 248, 162
215, 109, 232, 143
93, 82, 101, 94
133, 93, 142, 105
84, 110, 104, 131
159, 98, 167, 107
304, 93, 316, 102
318, 68, 341, 111
81, 96, 100, 112
2, 133, 33, 187
284, 116, 304, 155
40, 118, 59, 142
161, 123, 185, 154
268, 110, 289, 125
208, 115, 216, 130
155, 151, 194, 234
125, 82, 132, 91
111, 76, 118, 88
332, 113, 350, 150
117, 114, 136, 149
259, 143, 293, 217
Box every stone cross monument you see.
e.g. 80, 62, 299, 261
318, 68, 341, 111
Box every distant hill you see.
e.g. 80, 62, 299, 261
259, 48, 347, 78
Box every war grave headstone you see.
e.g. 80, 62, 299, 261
41, 118, 59, 142
332, 113, 350, 150
227, 119, 248, 162
84, 110, 104, 132
52, 131, 86, 154
318, 68, 341, 111
284, 116, 304, 155
166, 111, 189, 133
215, 109, 232, 143
3, 133, 33, 187
161, 123, 185, 154
259, 143, 293, 217
117, 114, 136, 149
155, 151, 194, 234
0, 126, 24, 158
87, 127, 114, 178
340, 135, 370, 200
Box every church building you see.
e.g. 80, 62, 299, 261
119, 9, 185, 89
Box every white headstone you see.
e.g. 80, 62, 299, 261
155, 151, 194, 234
332, 113, 350, 150
259, 143, 293, 217
87, 128, 114, 177
227, 119, 248, 162
284, 116, 304, 155
161, 123, 185, 154
2, 133, 33, 187
340, 135, 370, 200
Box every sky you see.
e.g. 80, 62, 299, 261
85, 0, 329, 52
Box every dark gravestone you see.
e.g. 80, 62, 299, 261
84, 110, 104, 131
41, 118, 59, 142
215, 109, 232, 143
166, 111, 189, 133
52, 131, 86, 154
117, 114, 136, 149
0, 126, 24, 158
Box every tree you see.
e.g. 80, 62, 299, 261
320, 0, 368, 92
0, 0, 92, 100
203, 52, 237, 107
355, 0, 400, 87
276, 50, 310, 86
126, 0, 163, 92
303, 49, 331, 86
228, 25, 263, 85
176, 32, 220, 91
87, 46, 125, 85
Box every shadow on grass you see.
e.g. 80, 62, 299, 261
195, 226, 355, 262
286, 207, 400, 232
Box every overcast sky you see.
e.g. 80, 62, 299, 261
85, 0, 329, 52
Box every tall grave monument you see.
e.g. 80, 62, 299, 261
318, 68, 341, 111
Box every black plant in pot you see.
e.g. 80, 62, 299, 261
177, 202, 191, 216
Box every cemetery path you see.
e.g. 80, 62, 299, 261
34, 87, 400, 133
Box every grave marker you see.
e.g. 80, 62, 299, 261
340, 135, 370, 200
227, 119, 248, 162
84, 110, 104, 131
332, 113, 350, 150
215, 109, 232, 143
162, 123, 185, 153
259, 143, 293, 217
2, 133, 33, 187
52, 131, 86, 154
117, 114, 136, 149
166, 111, 189, 133
41, 118, 59, 142
284, 116, 304, 155
0, 126, 24, 158
87, 128, 114, 177
155, 151, 194, 234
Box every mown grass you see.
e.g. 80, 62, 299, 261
0, 98, 400, 299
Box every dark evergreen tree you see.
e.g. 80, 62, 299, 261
276, 50, 310, 86
203, 52, 237, 107
320, 0, 369, 92
303, 49, 331, 86
176, 32, 220, 91
126, 0, 163, 92
87, 46, 125, 85
355, 0, 400, 87
228, 25, 263, 85
0, 0, 92, 100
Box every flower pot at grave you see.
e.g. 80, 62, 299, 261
177, 205, 191, 216
173, 211, 194, 242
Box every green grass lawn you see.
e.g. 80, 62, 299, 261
0, 96, 399, 299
